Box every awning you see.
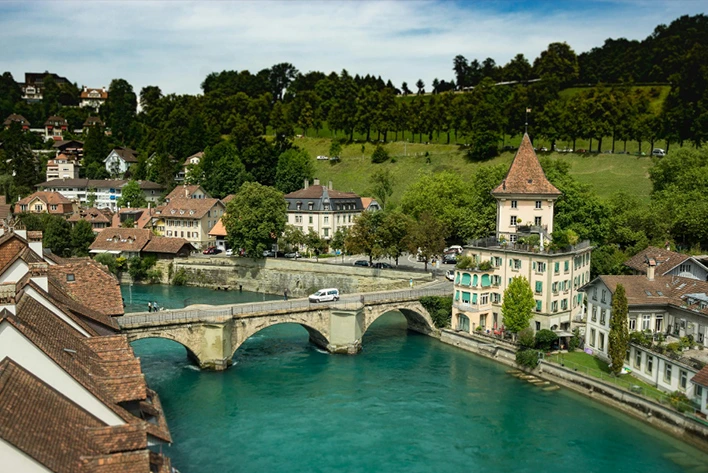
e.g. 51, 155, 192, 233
553, 330, 573, 337
89, 249, 121, 254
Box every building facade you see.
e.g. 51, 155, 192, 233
154, 198, 225, 249
36, 178, 163, 211
79, 86, 108, 109
44, 115, 68, 141
104, 147, 139, 176
452, 134, 591, 336
46, 153, 80, 181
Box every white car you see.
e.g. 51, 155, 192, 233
316, 155, 329, 160
225, 248, 234, 256
309, 288, 340, 303
445, 270, 455, 281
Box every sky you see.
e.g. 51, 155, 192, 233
1, 0, 705, 96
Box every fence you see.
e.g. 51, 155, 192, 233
117, 286, 451, 328
544, 354, 703, 419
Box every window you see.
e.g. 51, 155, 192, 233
655, 315, 663, 333
510, 215, 517, 226
457, 314, 470, 332
324, 216, 329, 224
592, 287, 597, 300
664, 364, 672, 383
552, 282, 558, 293
535, 200, 542, 209
600, 309, 606, 325
461, 292, 471, 304
534, 216, 542, 226
324, 228, 329, 237
599, 333, 605, 351
535, 281, 543, 293
66, 274, 75, 282
679, 263, 692, 273
697, 385, 703, 399
296, 203, 302, 210
647, 356, 653, 374
513, 259, 521, 270
642, 315, 651, 331
551, 301, 558, 312
535, 321, 541, 331
535, 300, 542, 312
635, 351, 642, 369
590, 328, 596, 347
509, 234, 517, 243
492, 293, 501, 303
481, 293, 489, 305
554, 262, 559, 274
561, 299, 568, 310
511, 200, 518, 209
629, 318, 636, 331
461, 273, 471, 286
308, 203, 314, 210
50, 204, 57, 211
591, 305, 597, 322
564, 261, 569, 272
680, 370, 687, 390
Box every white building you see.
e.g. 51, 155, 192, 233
36, 178, 163, 211
104, 147, 138, 176
452, 134, 592, 336
79, 86, 108, 110
45, 153, 79, 181
283, 179, 379, 240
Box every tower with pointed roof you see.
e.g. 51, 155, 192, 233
492, 133, 561, 243
451, 135, 592, 337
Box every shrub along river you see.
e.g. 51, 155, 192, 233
123, 285, 708, 473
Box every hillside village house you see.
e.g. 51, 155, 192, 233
3, 113, 30, 130
176, 151, 203, 182
452, 134, 592, 337
104, 146, 139, 176
164, 184, 210, 203
83, 115, 105, 129
111, 207, 159, 230
36, 178, 163, 211
79, 86, 108, 110
46, 153, 80, 181
52, 139, 83, 160
14, 191, 78, 217
284, 179, 379, 240
580, 268, 708, 407
0, 224, 174, 470
18, 71, 71, 102
625, 246, 708, 281
68, 207, 113, 233
44, 115, 68, 141
153, 197, 225, 249
89, 227, 194, 259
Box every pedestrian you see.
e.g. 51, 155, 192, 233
239, 284, 243, 292
409, 278, 413, 288
153, 301, 159, 311
284, 288, 289, 301
147, 302, 152, 312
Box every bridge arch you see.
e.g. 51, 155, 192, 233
230, 315, 331, 359
127, 332, 202, 364
362, 301, 438, 338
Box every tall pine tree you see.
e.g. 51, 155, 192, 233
608, 283, 629, 375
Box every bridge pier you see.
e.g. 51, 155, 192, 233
326, 308, 364, 354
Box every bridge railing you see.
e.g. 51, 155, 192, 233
117, 285, 451, 328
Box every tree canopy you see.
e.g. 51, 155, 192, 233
502, 276, 536, 335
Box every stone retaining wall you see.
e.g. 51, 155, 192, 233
163, 257, 433, 297
440, 329, 708, 452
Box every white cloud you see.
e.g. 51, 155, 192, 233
0, 0, 703, 95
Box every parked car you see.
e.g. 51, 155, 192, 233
309, 288, 340, 303
202, 246, 220, 255
284, 251, 300, 259
445, 245, 463, 254
652, 148, 666, 157
354, 260, 370, 267
372, 262, 392, 269
445, 270, 455, 281
225, 248, 234, 256
316, 155, 329, 160
263, 250, 276, 257
443, 254, 457, 264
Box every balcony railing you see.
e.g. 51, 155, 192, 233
467, 237, 591, 255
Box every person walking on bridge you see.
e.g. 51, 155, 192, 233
147, 302, 152, 312
284, 288, 289, 301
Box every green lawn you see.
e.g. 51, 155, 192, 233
293, 136, 655, 205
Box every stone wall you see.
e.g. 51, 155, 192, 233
440, 329, 708, 452
163, 257, 433, 297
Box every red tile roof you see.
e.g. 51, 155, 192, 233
14, 191, 76, 215
692, 365, 708, 387
209, 218, 227, 237
47, 259, 124, 317
161, 197, 223, 219
143, 237, 194, 255
492, 133, 561, 196
624, 246, 693, 275
90, 228, 153, 253
165, 185, 210, 202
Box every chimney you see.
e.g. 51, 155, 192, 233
27, 231, 43, 258
647, 260, 656, 281
328, 180, 333, 190
303, 179, 309, 189
313, 178, 320, 186
29, 262, 49, 292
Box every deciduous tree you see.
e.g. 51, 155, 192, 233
116, 180, 148, 208
501, 276, 535, 337
275, 148, 314, 194
406, 212, 448, 271
608, 284, 629, 375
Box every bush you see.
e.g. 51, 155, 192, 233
94, 253, 118, 275
172, 268, 188, 286
666, 342, 682, 354
127, 256, 157, 282
419, 296, 452, 328
455, 256, 474, 270
535, 329, 559, 351
371, 145, 389, 164
518, 327, 536, 349
629, 330, 652, 348
568, 327, 581, 351
516, 349, 541, 368
146, 269, 163, 284
668, 391, 693, 413
478, 260, 492, 271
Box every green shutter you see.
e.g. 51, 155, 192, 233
462, 292, 470, 303
461, 273, 471, 286
472, 293, 478, 304
536, 300, 542, 311
455, 290, 460, 301
564, 260, 569, 271
481, 274, 490, 287
455, 272, 460, 284
535, 281, 543, 292
472, 274, 478, 286
555, 262, 559, 272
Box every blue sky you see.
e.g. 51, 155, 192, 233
0, 1, 705, 95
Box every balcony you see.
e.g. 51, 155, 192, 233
468, 236, 591, 255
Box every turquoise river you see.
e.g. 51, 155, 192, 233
122, 285, 708, 473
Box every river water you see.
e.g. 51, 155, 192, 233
125, 285, 708, 473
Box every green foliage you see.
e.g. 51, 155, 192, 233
282, 224, 306, 250
116, 180, 148, 208
94, 253, 119, 275
330, 227, 348, 255
518, 327, 536, 349
223, 182, 287, 258
516, 349, 541, 368
629, 330, 653, 348
344, 210, 385, 262
192, 141, 253, 199
146, 268, 163, 284
502, 276, 535, 335
43, 216, 72, 257
608, 284, 630, 375
127, 256, 157, 282
569, 328, 581, 351
121, 218, 135, 228
405, 212, 448, 271
455, 255, 474, 270
70, 220, 95, 257
371, 145, 390, 164
534, 329, 559, 352
419, 296, 453, 328
328, 141, 342, 159
275, 148, 314, 194
369, 168, 394, 210
305, 229, 327, 256
478, 260, 492, 271
104, 78, 137, 143
172, 268, 188, 286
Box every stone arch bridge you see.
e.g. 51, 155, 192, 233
117, 285, 450, 370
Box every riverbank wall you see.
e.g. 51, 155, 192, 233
441, 329, 708, 452
154, 258, 433, 297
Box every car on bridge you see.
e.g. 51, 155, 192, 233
309, 288, 340, 303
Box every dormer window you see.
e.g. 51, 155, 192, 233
296, 202, 302, 210
308, 202, 314, 210
171, 209, 176, 214
66, 274, 75, 282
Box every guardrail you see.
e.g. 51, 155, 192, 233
117, 286, 451, 328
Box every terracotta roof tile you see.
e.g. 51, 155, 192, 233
3, 113, 30, 127
221, 194, 235, 205
90, 228, 152, 253
492, 133, 561, 196
692, 365, 708, 387
44, 116, 68, 127
48, 259, 124, 317
143, 236, 194, 255
14, 191, 76, 215
68, 207, 112, 225
624, 246, 693, 275
209, 218, 227, 237
165, 184, 210, 202
161, 197, 223, 219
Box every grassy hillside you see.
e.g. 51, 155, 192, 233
295, 136, 655, 205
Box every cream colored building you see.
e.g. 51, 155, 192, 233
452, 134, 592, 336
46, 153, 79, 181
155, 197, 225, 249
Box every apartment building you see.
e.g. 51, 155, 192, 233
155, 197, 225, 249
36, 178, 163, 210
46, 153, 80, 181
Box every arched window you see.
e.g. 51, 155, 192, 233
481, 274, 490, 287
455, 272, 460, 284
458, 314, 470, 332
472, 274, 478, 286
461, 273, 471, 286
